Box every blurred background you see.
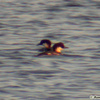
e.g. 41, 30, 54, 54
0, 0, 100, 100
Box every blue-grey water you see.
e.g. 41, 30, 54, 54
0, 0, 100, 100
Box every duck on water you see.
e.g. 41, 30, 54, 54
37, 40, 68, 56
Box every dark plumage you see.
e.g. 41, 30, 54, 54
37, 39, 52, 52
37, 42, 68, 56
53, 42, 65, 51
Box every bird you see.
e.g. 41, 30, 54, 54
37, 39, 52, 52
37, 42, 68, 56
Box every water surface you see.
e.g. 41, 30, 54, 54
0, 0, 100, 100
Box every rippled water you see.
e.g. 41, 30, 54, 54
0, 0, 100, 100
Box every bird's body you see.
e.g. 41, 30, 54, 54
37, 42, 67, 56
37, 39, 52, 52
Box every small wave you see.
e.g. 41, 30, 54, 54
17, 70, 61, 75
87, 68, 100, 71
27, 20, 48, 27
64, 2, 84, 7
63, 54, 85, 58
0, 89, 9, 94
46, 5, 63, 12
